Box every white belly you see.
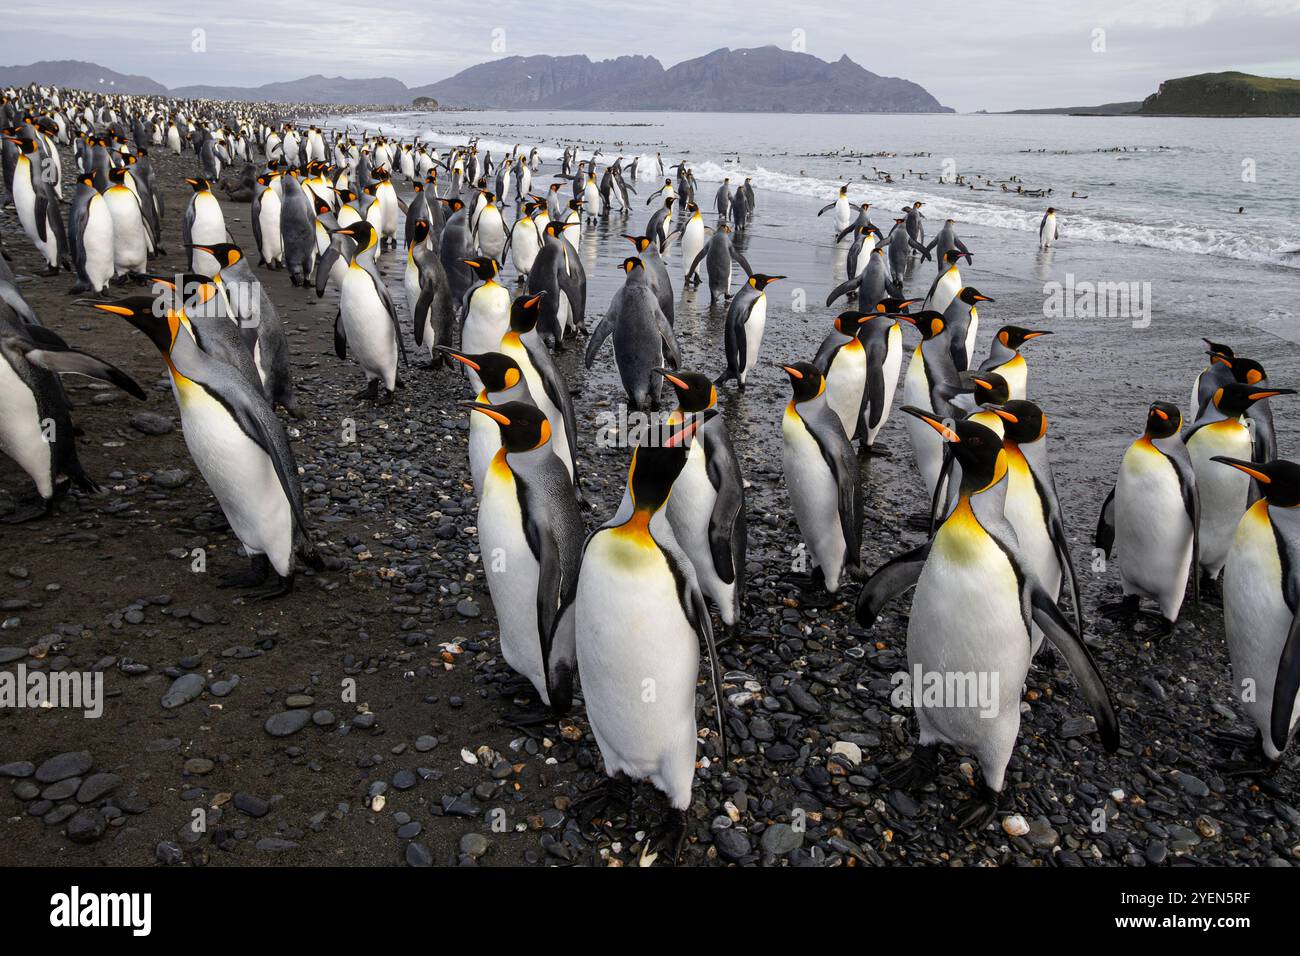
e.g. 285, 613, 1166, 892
258, 191, 283, 263
339, 269, 398, 388
1115, 441, 1194, 617
13, 164, 57, 265
867, 327, 903, 445
575, 530, 700, 809
190, 193, 227, 276
460, 284, 511, 392
928, 269, 960, 313
903, 349, 943, 495
0, 359, 52, 498
825, 341, 867, 439
1188, 423, 1252, 576
783, 408, 847, 591
666, 443, 736, 623
738, 296, 766, 383
106, 188, 148, 273
82, 196, 115, 290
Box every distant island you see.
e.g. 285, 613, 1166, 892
0, 48, 952, 113
1004, 71, 1300, 117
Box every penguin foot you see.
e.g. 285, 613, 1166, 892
39, 266, 59, 277
882, 744, 938, 790
641, 809, 688, 867
1097, 594, 1140, 623
243, 573, 295, 602
573, 775, 636, 830
218, 554, 271, 589
0, 497, 54, 523
1199, 571, 1223, 605
953, 782, 1002, 831
499, 708, 555, 732
353, 380, 380, 401
1215, 757, 1278, 779
862, 442, 891, 457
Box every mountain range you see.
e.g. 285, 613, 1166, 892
0, 49, 952, 113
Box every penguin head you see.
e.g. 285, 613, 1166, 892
439, 197, 465, 213
544, 221, 574, 240
508, 291, 545, 332
895, 310, 946, 341
184, 177, 210, 192
336, 221, 378, 254
2, 134, 39, 154
91, 296, 183, 357
654, 368, 717, 413
996, 326, 1051, 350
1203, 339, 1235, 360
903, 407, 1005, 494
1215, 354, 1268, 386
620, 256, 646, 276
189, 242, 243, 269
462, 401, 550, 454
959, 370, 1010, 406
943, 249, 971, 266
834, 311, 869, 335
1213, 383, 1294, 417
461, 258, 500, 282
438, 348, 522, 393
1142, 401, 1182, 440
957, 287, 994, 306
781, 362, 825, 403
411, 219, 431, 244
623, 234, 653, 253
627, 410, 717, 514
1211, 458, 1300, 508
875, 297, 917, 314
748, 274, 784, 292
1045, 207, 1056, 214
986, 400, 1048, 445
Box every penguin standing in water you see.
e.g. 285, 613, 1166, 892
817, 184, 856, 240
94, 298, 324, 598
858, 411, 1119, 829
843, 223, 881, 282
676, 201, 706, 287
984, 399, 1085, 651
687, 223, 751, 305
562, 412, 728, 864
624, 233, 674, 326
527, 222, 587, 349
886, 216, 931, 281
333, 222, 405, 402
4, 134, 68, 274
1185, 383, 1294, 587
644, 196, 676, 250
1095, 401, 1200, 637
1214, 456, 1300, 773
826, 246, 900, 310
0, 315, 144, 521
65, 172, 115, 294
654, 368, 747, 636
586, 258, 681, 412
717, 273, 783, 389
978, 325, 1050, 400
780, 362, 862, 596
1039, 207, 1059, 248
903, 201, 925, 251
924, 219, 971, 271
499, 292, 581, 496
464, 400, 583, 718
923, 249, 970, 314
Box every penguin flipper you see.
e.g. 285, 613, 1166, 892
702, 427, 744, 585
730, 244, 753, 278
1050, 510, 1087, 642
656, 306, 681, 369
34, 195, 49, 244
855, 541, 931, 628
808, 412, 862, 572
314, 246, 341, 298
862, 338, 889, 432
584, 311, 616, 369
677, 563, 728, 764
0, 283, 40, 326
816, 201, 835, 216
23, 347, 147, 401
1269, 607, 1300, 754
686, 248, 708, 281
333, 312, 347, 360
929, 445, 957, 533
825, 277, 856, 308
1029, 587, 1121, 752
1094, 485, 1116, 557
412, 286, 432, 347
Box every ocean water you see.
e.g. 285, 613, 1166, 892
345, 110, 1300, 272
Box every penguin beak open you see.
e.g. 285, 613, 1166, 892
901, 405, 960, 442
1211, 457, 1271, 483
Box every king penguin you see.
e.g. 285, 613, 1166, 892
977, 325, 1050, 400
717, 273, 783, 389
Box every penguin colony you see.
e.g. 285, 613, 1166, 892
1, 82, 1298, 865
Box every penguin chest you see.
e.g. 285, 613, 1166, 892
782, 407, 846, 584
682, 219, 704, 268
462, 284, 511, 357
930, 269, 960, 312
339, 269, 397, 383
1189, 422, 1252, 567
1115, 440, 1193, 606
997, 354, 1027, 400
1003, 452, 1057, 594
479, 460, 549, 700
82, 196, 115, 286
190, 193, 225, 243
105, 189, 148, 266
870, 325, 904, 441
666, 443, 721, 585
0, 358, 53, 498
175, 381, 292, 573
825, 341, 867, 438
739, 295, 767, 380
1223, 502, 1297, 753
575, 528, 700, 805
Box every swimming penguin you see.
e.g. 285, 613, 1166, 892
977, 325, 1050, 400
94, 297, 324, 597
858, 410, 1119, 829
499, 292, 581, 494
780, 361, 862, 595
826, 246, 901, 310
1095, 401, 1200, 637
1185, 383, 1294, 586
406, 219, 456, 360
585, 257, 681, 412
458, 257, 511, 392
717, 274, 783, 389
687, 223, 752, 305
1215, 456, 1300, 772
983, 399, 1085, 650
526, 222, 587, 349
464, 400, 583, 716
624, 233, 674, 326
940, 287, 994, 373
923, 249, 970, 314
4, 134, 69, 273
562, 411, 728, 864
925, 219, 971, 272
65, 172, 114, 294
1039, 208, 1059, 248
190, 242, 299, 417
0, 314, 144, 521
654, 368, 747, 635
333, 222, 405, 402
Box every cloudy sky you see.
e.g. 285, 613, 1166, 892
1, 0, 1298, 111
